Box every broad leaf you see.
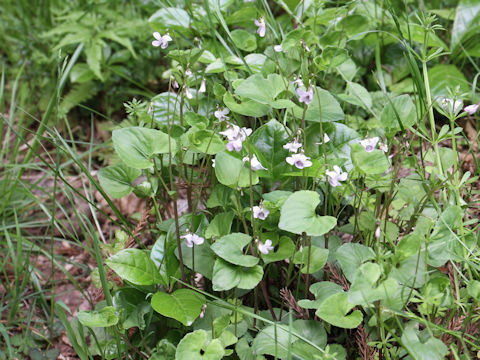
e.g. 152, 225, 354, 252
149, 7, 191, 31
293, 87, 344, 122
351, 143, 390, 175
260, 233, 295, 265
401, 323, 448, 360
214, 151, 259, 188
205, 212, 235, 239
293, 246, 329, 274
112, 127, 176, 169
223, 92, 270, 117
235, 74, 289, 105
335, 243, 376, 283
451, 0, 480, 50
151, 289, 205, 326
77, 306, 118, 328
188, 129, 225, 154
231, 29, 257, 51
106, 249, 163, 285
279, 191, 337, 236
212, 258, 263, 291
211, 233, 258, 267
315, 292, 362, 329
380, 94, 417, 134
176, 330, 225, 360
97, 163, 141, 199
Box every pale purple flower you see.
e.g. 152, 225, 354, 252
286, 153, 312, 169
464, 104, 479, 115
185, 68, 192, 77
292, 76, 304, 87
254, 18, 266, 37
316, 133, 330, 145
181, 232, 205, 247
173, 80, 179, 89
301, 40, 310, 52
375, 226, 381, 239
215, 107, 230, 122
199, 78, 206, 93
243, 154, 267, 171
258, 239, 274, 255
379, 142, 388, 152
296, 87, 314, 105
274, 44, 283, 52
220, 124, 252, 152
326, 165, 348, 187
359, 137, 380, 152
199, 304, 207, 319
252, 204, 269, 220
283, 139, 303, 153
152, 32, 172, 49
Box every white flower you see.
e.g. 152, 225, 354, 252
379, 142, 388, 152
181, 232, 205, 247
296, 87, 314, 105
283, 139, 303, 153
258, 239, 274, 255
211, 159, 215, 168
301, 40, 310, 52
316, 133, 330, 145
464, 104, 479, 115
199, 78, 206, 93
375, 226, 381, 239
292, 76, 304, 87
243, 154, 267, 171
152, 32, 172, 49
359, 137, 379, 152
185, 87, 193, 99
173, 80, 179, 89
215, 107, 230, 122
286, 153, 312, 169
199, 304, 207, 319
252, 204, 270, 220
254, 18, 266, 37
441, 98, 463, 115
326, 165, 348, 187
185, 68, 192, 77
274, 44, 283, 52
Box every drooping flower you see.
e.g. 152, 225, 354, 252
286, 153, 312, 169
243, 154, 267, 171
316, 133, 330, 145
254, 18, 266, 37
359, 137, 380, 152
283, 139, 303, 153
252, 204, 270, 220
375, 225, 381, 239
441, 98, 463, 115
274, 44, 284, 52
152, 32, 172, 49
185, 68, 193, 77
185, 87, 193, 99
326, 165, 348, 187
215, 107, 230, 122
199, 304, 207, 319
211, 159, 216, 168
199, 78, 206, 93
464, 104, 479, 115
258, 239, 274, 255
301, 40, 310, 52
296, 86, 314, 105
292, 76, 304, 87
379, 142, 388, 153
173, 80, 179, 89
181, 232, 205, 247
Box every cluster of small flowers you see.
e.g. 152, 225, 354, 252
219, 123, 253, 152
441, 97, 480, 116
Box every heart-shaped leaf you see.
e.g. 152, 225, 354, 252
97, 163, 141, 198
293, 246, 329, 274
106, 249, 163, 286
112, 127, 176, 169
315, 292, 362, 329
293, 87, 344, 123
335, 243, 376, 283
214, 151, 259, 188
260, 233, 295, 265
211, 233, 258, 267
212, 258, 263, 291
279, 191, 337, 236
176, 330, 225, 359
151, 289, 205, 326
351, 143, 390, 175
235, 73, 289, 105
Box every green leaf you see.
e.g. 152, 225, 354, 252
293, 246, 329, 274
176, 330, 225, 360
223, 92, 270, 117
315, 292, 362, 329
149, 7, 191, 31
401, 323, 448, 360
85, 40, 103, 80
178, 239, 216, 280
251, 325, 291, 358
106, 249, 163, 285
235, 74, 289, 105
335, 243, 376, 283
428, 65, 469, 100
293, 87, 344, 123
451, 0, 480, 50
112, 127, 176, 169
279, 191, 337, 236
70, 63, 95, 83
298, 282, 344, 309
151, 235, 181, 286
205, 212, 235, 239
211, 233, 258, 267
212, 258, 263, 291
214, 151, 259, 188
188, 129, 225, 154
341, 82, 372, 110
250, 119, 291, 179
380, 94, 417, 133
151, 92, 186, 125
151, 289, 205, 326
97, 163, 141, 199
291, 320, 328, 358
77, 306, 118, 328
351, 143, 390, 175
260, 233, 295, 265
231, 29, 257, 51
